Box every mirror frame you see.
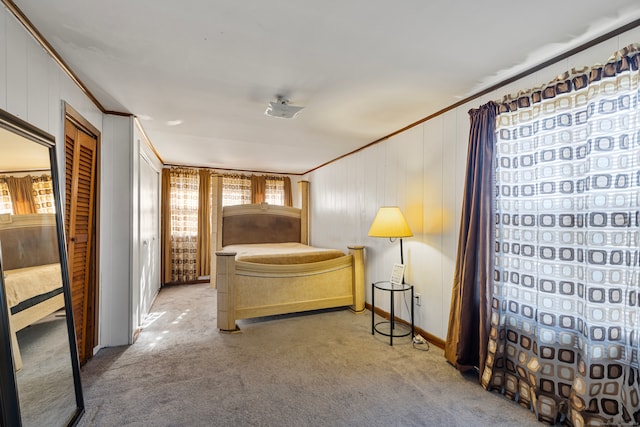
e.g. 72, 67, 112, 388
0, 108, 84, 426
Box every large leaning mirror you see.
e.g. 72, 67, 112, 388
0, 109, 84, 426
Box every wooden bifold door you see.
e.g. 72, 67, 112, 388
64, 116, 99, 365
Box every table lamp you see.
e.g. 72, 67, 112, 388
368, 206, 413, 265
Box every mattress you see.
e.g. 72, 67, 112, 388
223, 242, 346, 265
3, 263, 62, 309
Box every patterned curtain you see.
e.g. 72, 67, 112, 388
32, 174, 56, 213
169, 167, 199, 282
482, 44, 640, 425
222, 175, 251, 206
265, 176, 292, 206
0, 179, 12, 214
265, 177, 282, 205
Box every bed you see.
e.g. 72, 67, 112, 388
0, 213, 65, 370
210, 178, 365, 332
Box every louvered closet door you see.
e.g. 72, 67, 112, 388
64, 119, 98, 365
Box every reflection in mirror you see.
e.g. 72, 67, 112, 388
0, 115, 83, 425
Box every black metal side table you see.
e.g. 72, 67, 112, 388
371, 281, 414, 346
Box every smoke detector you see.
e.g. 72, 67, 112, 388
265, 96, 304, 119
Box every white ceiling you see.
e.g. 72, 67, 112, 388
10, 1, 640, 174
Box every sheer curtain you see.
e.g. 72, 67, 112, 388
480, 44, 640, 425
265, 176, 293, 206
222, 174, 292, 207
32, 175, 55, 213
222, 175, 251, 206
0, 180, 12, 214
168, 167, 199, 283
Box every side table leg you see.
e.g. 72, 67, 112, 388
411, 286, 414, 339
371, 283, 375, 335
390, 289, 394, 346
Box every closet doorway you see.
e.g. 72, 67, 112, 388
63, 104, 100, 365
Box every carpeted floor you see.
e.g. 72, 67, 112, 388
77, 283, 542, 426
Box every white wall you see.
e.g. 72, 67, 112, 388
0, 5, 102, 184
100, 115, 134, 346
307, 26, 640, 341
0, 5, 139, 349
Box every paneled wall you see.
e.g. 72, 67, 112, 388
307, 25, 640, 341
0, 5, 148, 350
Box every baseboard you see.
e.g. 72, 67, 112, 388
365, 303, 445, 349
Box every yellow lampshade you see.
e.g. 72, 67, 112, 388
368, 206, 413, 238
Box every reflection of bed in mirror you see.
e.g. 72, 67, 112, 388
0, 213, 64, 371
15, 310, 77, 427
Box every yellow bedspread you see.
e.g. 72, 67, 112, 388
224, 242, 346, 265
3, 263, 62, 308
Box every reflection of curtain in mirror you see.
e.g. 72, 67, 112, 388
169, 167, 199, 282
6, 176, 36, 215
482, 44, 640, 425
0, 179, 12, 214
32, 175, 55, 213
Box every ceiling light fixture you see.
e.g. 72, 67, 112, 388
265, 96, 304, 119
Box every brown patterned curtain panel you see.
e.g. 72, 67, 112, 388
448, 44, 640, 425
0, 175, 55, 215
167, 167, 200, 283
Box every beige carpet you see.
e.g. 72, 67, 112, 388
77, 283, 542, 426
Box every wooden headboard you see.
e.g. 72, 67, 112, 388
210, 178, 310, 286
0, 214, 60, 270
222, 203, 301, 246
211, 177, 310, 250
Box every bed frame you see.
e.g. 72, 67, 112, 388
0, 213, 65, 370
210, 178, 365, 332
